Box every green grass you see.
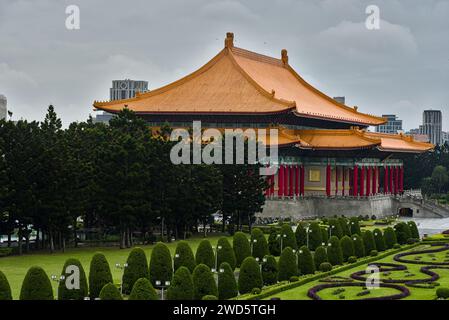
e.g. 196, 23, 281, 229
0, 236, 228, 299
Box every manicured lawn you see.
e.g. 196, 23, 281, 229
0, 235, 228, 299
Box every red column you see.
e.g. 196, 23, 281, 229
300, 165, 305, 196
389, 166, 394, 195
295, 165, 299, 196
372, 167, 377, 195
278, 165, 284, 197
289, 166, 294, 197
360, 167, 365, 197
400, 166, 404, 193
283, 165, 289, 197
342, 167, 345, 196
326, 164, 331, 197
353, 165, 359, 196
335, 166, 339, 196
376, 167, 380, 194
366, 166, 372, 196
384, 166, 389, 194
394, 166, 399, 195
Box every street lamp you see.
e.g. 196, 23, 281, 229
115, 263, 128, 295
329, 225, 335, 238
155, 280, 171, 300
173, 253, 180, 270
251, 239, 258, 255
306, 227, 312, 249
277, 234, 287, 252
51, 274, 66, 299
213, 245, 223, 271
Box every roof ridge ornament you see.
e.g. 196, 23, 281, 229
225, 32, 234, 48
281, 49, 288, 65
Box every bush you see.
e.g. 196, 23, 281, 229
319, 262, 332, 272
193, 264, 217, 300
174, 241, 196, 273
328, 218, 343, 239
298, 246, 315, 275
202, 295, 218, 300
280, 224, 297, 250
150, 242, 173, 287
267, 228, 281, 256
349, 217, 361, 235
195, 239, 215, 269
407, 238, 418, 244
167, 266, 194, 300
308, 222, 323, 251
408, 221, 420, 240
340, 236, 355, 262
327, 236, 343, 266
289, 276, 299, 283
58, 258, 88, 300
436, 288, 449, 299
362, 230, 377, 254
0, 270, 12, 300
0, 248, 13, 257
233, 232, 251, 267
238, 257, 263, 294
295, 224, 307, 248
338, 217, 351, 236
252, 287, 262, 294
217, 237, 236, 271
395, 222, 412, 245
129, 278, 158, 300
217, 262, 238, 300
348, 256, 357, 263
99, 283, 123, 300
251, 228, 269, 260
352, 234, 365, 258
20, 266, 54, 300
122, 248, 149, 294
261, 255, 278, 286
314, 246, 328, 267
88, 253, 113, 299
278, 247, 298, 281
373, 229, 386, 252
370, 250, 378, 257
383, 227, 398, 249
320, 227, 329, 244
393, 243, 401, 249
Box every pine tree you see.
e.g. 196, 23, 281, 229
233, 232, 251, 267
327, 236, 343, 266
167, 267, 194, 300
278, 247, 298, 281
298, 246, 315, 275
238, 257, 263, 294
217, 237, 237, 271
217, 262, 238, 300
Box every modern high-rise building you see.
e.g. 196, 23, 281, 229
421, 110, 442, 145
375, 114, 403, 134
443, 131, 449, 145
0, 95, 7, 120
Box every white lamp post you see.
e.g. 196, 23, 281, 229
115, 262, 128, 295
329, 225, 335, 238
155, 280, 171, 300
251, 239, 258, 255
51, 274, 66, 300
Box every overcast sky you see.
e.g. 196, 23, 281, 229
0, 0, 448, 130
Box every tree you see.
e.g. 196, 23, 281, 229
122, 247, 149, 294
320, 227, 329, 244
280, 224, 297, 250
20, 266, 54, 300
308, 222, 323, 251
261, 255, 278, 286
167, 267, 194, 300
313, 246, 328, 268
129, 278, 158, 300
349, 217, 361, 235
267, 228, 281, 256
0, 270, 12, 300
233, 232, 251, 267
250, 228, 269, 260
327, 236, 343, 266
362, 230, 377, 254
340, 236, 355, 262
58, 258, 88, 300
238, 257, 263, 294
217, 262, 238, 299
278, 247, 298, 281
149, 242, 173, 286
338, 217, 351, 236
407, 221, 420, 240
174, 241, 196, 273
88, 253, 113, 299
99, 283, 123, 300
383, 227, 397, 249
295, 223, 307, 248
431, 165, 449, 194
352, 234, 366, 258
217, 237, 237, 271
298, 246, 315, 275
394, 222, 412, 244
195, 239, 215, 269
373, 229, 386, 252
192, 264, 217, 300
328, 218, 343, 239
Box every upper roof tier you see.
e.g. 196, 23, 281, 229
94, 33, 387, 126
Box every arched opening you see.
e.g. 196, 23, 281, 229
399, 208, 413, 217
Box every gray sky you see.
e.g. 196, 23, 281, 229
0, 0, 448, 130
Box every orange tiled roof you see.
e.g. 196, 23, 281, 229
94, 33, 386, 126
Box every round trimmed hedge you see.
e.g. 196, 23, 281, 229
233, 232, 251, 267
202, 295, 218, 300
58, 258, 88, 300
352, 234, 366, 258
327, 236, 343, 266
298, 246, 315, 275
362, 230, 377, 254
217, 237, 236, 271
167, 266, 194, 300
20, 266, 53, 300
150, 242, 173, 287
122, 247, 149, 294
192, 264, 217, 300
99, 283, 123, 300
0, 270, 12, 300
340, 236, 355, 262
384, 227, 398, 249
88, 253, 113, 299
217, 262, 238, 300
278, 247, 298, 281
314, 246, 328, 268
238, 257, 263, 294
436, 288, 449, 299
129, 278, 158, 300
407, 221, 420, 240
195, 239, 215, 269
280, 224, 297, 250
261, 255, 278, 286
174, 241, 196, 273
319, 262, 332, 272
250, 228, 269, 260
373, 229, 386, 252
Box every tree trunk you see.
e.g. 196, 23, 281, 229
248, 213, 252, 234
203, 219, 207, 238
73, 217, 78, 248
18, 226, 23, 256
7, 233, 11, 248
25, 233, 30, 253
222, 214, 226, 233
62, 236, 66, 253
35, 228, 40, 250
120, 229, 126, 249
49, 230, 55, 254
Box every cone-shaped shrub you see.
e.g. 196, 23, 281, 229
313, 246, 328, 268
58, 258, 88, 300
395, 222, 412, 244
129, 278, 158, 300
308, 222, 323, 251
217, 262, 238, 300
233, 232, 251, 267
122, 247, 149, 294
20, 266, 53, 300
88, 253, 113, 299
298, 246, 315, 275
349, 217, 361, 235
408, 221, 420, 240
0, 270, 12, 300
278, 247, 298, 281
352, 234, 366, 258
328, 218, 343, 239
167, 267, 194, 300
261, 255, 278, 286
217, 237, 236, 271
384, 227, 397, 249
340, 236, 355, 262
327, 236, 343, 266
195, 239, 215, 269
174, 241, 196, 273
192, 264, 217, 300
238, 257, 263, 294
373, 229, 386, 252
268, 228, 281, 256
338, 217, 351, 236
295, 224, 307, 248
251, 228, 269, 260
320, 227, 329, 244
99, 283, 123, 300
150, 242, 173, 286
280, 224, 297, 250
362, 230, 377, 254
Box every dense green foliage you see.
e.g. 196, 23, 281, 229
319, 262, 332, 272
88, 253, 113, 299
313, 246, 328, 267
122, 247, 149, 294
217, 262, 238, 300
149, 242, 173, 286
19, 266, 53, 300
320, 227, 329, 244
278, 247, 298, 281
328, 218, 343, 239
238, 257, 263, 294
267, 228, 281, 256
349, 217, 361, 235
394, 222, 412, 244
261, 255, 278, 286
407, 221, 420, 240
297, 246, 315, 275
338, 217, 351, 236
167, 267, 194, 300
362, 230, 377, 254
373, 229, 386, 252
129, 278, 158, 300
250, 228, 269, 260
383, 227, 398, 249
233, 232, 251, 266
327, 236, 343, 266
195, 239, 215, 269
295, 224, 307, 248
340, 236, 355, 262
280, 224, 297, 250
217, 237, 237, 271
99, 283, 123, 300
436, 287, 449, 299
174, 241, 196, 273
192, 264, 217, 300
308, 222, 323, 251
0, 270, 12, 300
202, 295, 218, 300
58, 258, 88, 300
352, 234, 366, 258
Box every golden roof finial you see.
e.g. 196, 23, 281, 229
225, 32, 234, 48
354, 106, 358, 112
281, 49, 288, 65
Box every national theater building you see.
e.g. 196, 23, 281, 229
94, 33, 434, 218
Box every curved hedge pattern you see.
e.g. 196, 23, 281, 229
307, 282, 410, 300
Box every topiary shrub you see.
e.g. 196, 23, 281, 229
295, 223, 307, 248
314, 246, 328, 268
407, 238, 418, 244
349, 217, 361, 235
58, 258, 88, 300
122, 247, 149, 294
195, 239, 215, 269
217, 237, 236, 271
129, 278, 158, 300
88, 253, 113, 299
352, 234, 365, 258
338, 217, 351, 236
20, 266, 54, 300
327, 236, 343, 266
261, 255, 278, 286
436, 287, 449, 299
289, 276, 299, 283
384, 227, 398, 249
174, 241, 196, 273
348, 256, 357, 263
278, 247, 298, 281
233, 232, 251, 267
217, 262, 238, 300
99, 283, 123, 300
340, 236, 355, 262
202, 295, 218, 300
298, 246, 315, 275
193, 264, 217, 300
362, 230, 377, 254
0, 270, 12, 300
373, 229, 386, 252
280, 224, 297, 250
308, 222, 323, 251
370, 250, 378, 257
251, 287, 262, 294
238, 257, 263, 294
150, 242, 173, 287
167, 266, 194, 300
319, 262, 332, 272
251, 228, 269, 260
320, 227, 329, 244
393, 243, 401, 249
328, 218, 343, 239
407, 221, 420, 240
394, 222, 412, 245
